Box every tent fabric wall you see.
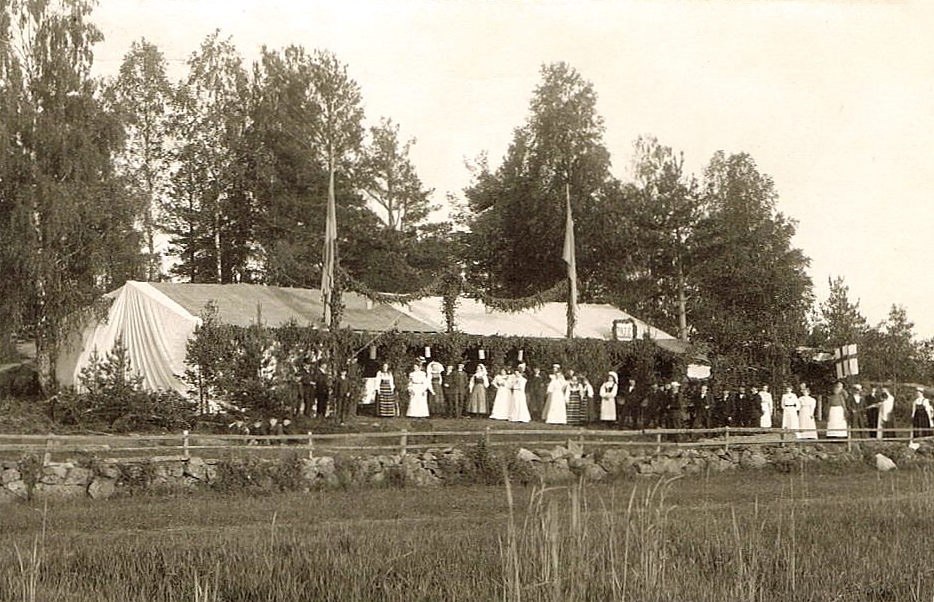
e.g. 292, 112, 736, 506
56, 282, 200, 395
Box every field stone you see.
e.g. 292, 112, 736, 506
875, 454, 897, 472
516, 448, 538, 462
740, 452, 769, 470
1, 468, 20, 485
185, 457, 207, 480
4, 480, 28, 499
597, 449, 628, 474
567, 441, 584, 457
582, 463, 608, 481
65, 467, 93, 486
88, 477, 116, 500
542, 461, 574, 483
39, 464, 68, 485
96, 464, 121, 479
551, 446, 569, 459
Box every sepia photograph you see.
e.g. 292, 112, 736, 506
2, 0, 934, 599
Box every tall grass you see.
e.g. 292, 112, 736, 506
2, 471, 933, 601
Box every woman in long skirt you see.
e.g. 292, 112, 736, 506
565, 375, 584, 426
759, 385, 774, 429
375, 363, 398, 418
509, 368, 531, 423
466, 364, 490, 415
489, 367, 512, 420
406, 362, 430, 418
543, 371, 567, 424
599, 372, 618, 422
911, 388, 933, 438
797, 386, 818, 439
780, 385, 800, 433
825, 381, 848, 438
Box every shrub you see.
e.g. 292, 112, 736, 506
57, 339, 196, 431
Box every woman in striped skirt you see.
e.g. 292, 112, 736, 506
375, 363, 398, 418
565, 375, 584, 426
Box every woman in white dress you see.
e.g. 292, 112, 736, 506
759, 384, 774, 428
825, 381, 848, 438
543, 371, 568, 425
599, 372, 619, 422
406, 362, 430, 418
509, 368, 531, 423
780, 385, 800, 433
796, 386, 818, 439
489, 367, 512, 420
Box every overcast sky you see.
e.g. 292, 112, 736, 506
90, 0, 934, 338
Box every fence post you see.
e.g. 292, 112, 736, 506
655, 432, 662, 454
779, 429, 785, 448
183, 430, 190, 459
724, 426, 730, 452
400, 428, 408, 456
578, 428, 585, 452
307, 431, 314, 460
43, 434, 53, 466
847, 427, 852, 452
485, 426, 491, 447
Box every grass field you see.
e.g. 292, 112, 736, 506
2, 467, 934, 602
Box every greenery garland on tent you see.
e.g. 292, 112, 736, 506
339, 265, 571, 321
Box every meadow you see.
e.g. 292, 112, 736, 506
2, 466, 934, 602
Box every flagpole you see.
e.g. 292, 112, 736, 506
563, 182, 578, 340
321, 152, 337, 329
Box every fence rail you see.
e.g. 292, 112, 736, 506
0, 426, 928, 462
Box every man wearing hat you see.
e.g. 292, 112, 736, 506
847, 383, 866, 434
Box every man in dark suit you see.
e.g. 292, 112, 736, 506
617, 378, 639, 429
450, 363, 469, 418
314, 363, 331, 419
334, 367, 354, 423
692, 383, 711, 429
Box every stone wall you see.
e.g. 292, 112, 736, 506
2, 440, 931, 502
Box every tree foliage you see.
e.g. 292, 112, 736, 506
0, 0, 142, 388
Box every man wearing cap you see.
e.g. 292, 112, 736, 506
847, 384, 866, 434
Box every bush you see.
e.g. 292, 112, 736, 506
58, 339, 196, 431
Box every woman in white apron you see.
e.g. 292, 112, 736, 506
509, 368, 531, 423
489, 367, 512, 420
796, 386, 818, 439
406, 362, 430, 418
825, 381, 848, 438
543, 371, 568, 425
759, 385, 773, 428
780, 385, 800, 433
599, 372, 618, 422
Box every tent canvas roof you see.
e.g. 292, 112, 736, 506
392, 296, 684, 343
149, 282, 440, 333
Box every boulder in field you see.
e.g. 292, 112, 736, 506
1, 468, 20, 485
64, 467, 93, 486
88, 478, 116, 500
516, 448, 538, 462
875, 453, 897, 472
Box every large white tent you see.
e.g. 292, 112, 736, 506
55, 281, 440, 395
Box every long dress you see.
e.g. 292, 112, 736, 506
825, 392, 848, 438
406, 369, 430, 418
759, 391, 773, 428
797, 395, 818, 439
467, 373, 489, 415
509, 374, 531, 423
489, 374, 511, 420
376, 371, 398, 418
781, 392, 800, 431
600, 381, 618, 422
543, 376, 567, 425
912, 398, 933, 438
426, 361, 445, 415
566, 384, 583, 426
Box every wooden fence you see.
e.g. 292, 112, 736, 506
0, 426, 926, 463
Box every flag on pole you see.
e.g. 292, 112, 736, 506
321, 168, 337, 328
562, 183, 578, 339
